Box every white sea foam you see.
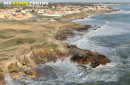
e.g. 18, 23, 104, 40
5, 74, 26, 85
118, 10, 130, 14
110, 9, 130, 14
31, 58, 118, 84
5, 74, 16, 85
5, 58, 119, 85
85, 22, 130, 37
5, 6, 130, 85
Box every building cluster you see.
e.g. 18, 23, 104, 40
37, 5, 109, 16
0, 8, 33, 20
0, 4, 110, 20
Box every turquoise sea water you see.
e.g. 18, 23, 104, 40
5, 5, 130, 85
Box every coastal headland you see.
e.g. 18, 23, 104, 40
0, 4, 117, 85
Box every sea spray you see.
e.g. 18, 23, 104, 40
4, 5, 130, 85
5, 57, 119, 85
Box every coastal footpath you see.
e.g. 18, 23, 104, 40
0, 6, 116, 85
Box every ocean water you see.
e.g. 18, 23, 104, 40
5, 5, 130, 85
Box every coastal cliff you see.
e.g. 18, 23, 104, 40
0, 6, 116, 85
0, 21, 111, 82
0, 43, 111, 80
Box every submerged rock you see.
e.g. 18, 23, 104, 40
34, 65, 58, 79
69, 45, 111, 68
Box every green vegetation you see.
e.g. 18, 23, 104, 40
17, 21, 31, 25
42, 33, 48, 38
41, 25, 54, 29
0, 20, 74, 63
57, 21, 69, 23
0, 34, 14, 39
0, 29, 17, 39
40, 15, 58, 18
0, 48, 17, 52
21, 49, 30, 54
64, 23, 82, 28
30, 42, 58, 50
19, 30, 32, 33
58, 11, 90, 21
0, 29, 32, 40
0, 38, 36, 49
0, 29, 17, 33
16, 38, 36, 44
0, 58, 9, 61
0, 54, 7, 57
0, 39, 17, 49
0, 29, 32, 33
40, 25, 55, 33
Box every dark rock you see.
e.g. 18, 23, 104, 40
69, 45, 111, 68
24, 69, 36, 78
8, 62, 19, 73
34, 65, 58, 79
75, 25, 91, 31
77, 65, 87, 70
55, 29, 75, 41
31, 51, 57, 65
90, 54, 111, 68
55, 25, 91, 41
81, 17, 84, 19
0, 75, 5, 85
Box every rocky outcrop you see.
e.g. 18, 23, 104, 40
54, 25, 91, 41
69, 45, 110, 68
30, 50, 57, 65
0, 44, 110, 84
55, 29, 75, 41
75, 25, 91, 31
0, 49, 59, 79
0, 75, 5, 85
0, 59, 36, 79
0, 67, 3, 74
54, 24, 110, 68
35, 65, 58, 79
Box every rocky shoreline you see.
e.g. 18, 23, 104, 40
54, 24, 111, 68
0, 8, 116, 85
59, 8, 117, 21
0, 75, 5, 85
55, 25, 91, 41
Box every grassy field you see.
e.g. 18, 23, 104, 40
0, 20, 77, 63
40, 15, 58, 18
0, 9, 114, 63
